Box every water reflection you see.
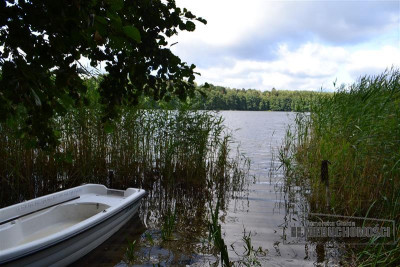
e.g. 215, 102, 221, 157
280, 179, 347, 266
76, 111, 340, 266
220, 111, 319, 266
75, 145, 249, 266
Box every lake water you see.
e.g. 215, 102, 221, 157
76, 111, 323, 266
221, 111, 293, 177
220, 111, 316, 266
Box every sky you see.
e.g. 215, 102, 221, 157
169, 0, 400, 91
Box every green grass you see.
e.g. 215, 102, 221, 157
280, 68, 400, 266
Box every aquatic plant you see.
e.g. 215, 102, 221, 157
208, 198, 231, 267
161, 208, 177, 241
125, 240, 137, 264
0, 82, 231, 205
242, 229, 266, 261
280, 68, 400, 265
144, 231, 154, 246
0, 78, 250, 265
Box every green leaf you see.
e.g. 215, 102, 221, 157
123, 26, 141, 42
60, 94, 74, 109
31, 89, 42, 106
184, 11, 195, 19
104, 123, 114, 134
65, 153, 73, 164
185, 21, 196, 31
107, 0, 124, 11
53, 130, 61, 138
109, 35, 126, 50
196, 17, 207, 24
107, 11, 122, 27
95, 16, 108, 25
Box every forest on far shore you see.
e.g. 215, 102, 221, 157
156, 84, 331, 112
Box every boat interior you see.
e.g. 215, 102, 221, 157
0, 187, 140, 251
0, 202, 110, 250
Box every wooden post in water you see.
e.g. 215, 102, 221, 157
108, 170, 114, 188
321, 160, 331, 209
316, 242, 325, 264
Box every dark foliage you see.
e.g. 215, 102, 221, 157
152, 84, 329, 112
0, 0, 206, 148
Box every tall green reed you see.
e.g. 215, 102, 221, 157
280, 69, 400, 265
0, 80, 250, 265
0, 82, 242, 208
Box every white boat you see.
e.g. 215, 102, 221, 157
0, 184, 146, 266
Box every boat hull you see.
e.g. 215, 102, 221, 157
0, 185, 146, 266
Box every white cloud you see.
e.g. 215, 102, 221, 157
273, 43, 347, 77
348, 45, 400, 77
194, 43, 400, 91
171, 0, 400, 91
172, 0, 271, 46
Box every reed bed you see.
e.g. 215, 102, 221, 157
280, 69, 400, 265
0, 89, 235, 206
0, 81, 250, 265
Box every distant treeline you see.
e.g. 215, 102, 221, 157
186, 85, 329, 112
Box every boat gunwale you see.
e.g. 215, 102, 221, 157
0, 196, 81, 226
0, 185, 146, 264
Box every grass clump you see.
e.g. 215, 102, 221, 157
161, 208, 177, 241
208, 198, 231, 267
280, 69, 400, 266
125, 240, 137, 264
238, 228, 267, 267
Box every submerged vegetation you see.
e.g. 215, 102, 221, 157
280, 69, 400, 266
124, 240, 137, 264
160, 208, 177, 241
0, 78, 237, 205
208, 198, 231, 266
0, 78, 250, 265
